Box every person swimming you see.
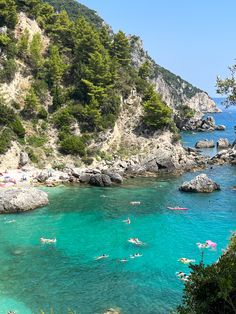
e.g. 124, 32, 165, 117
40, 237, 57, 244
130, 253, 142, 259
119, 258, 128, 263
178, 258, 195, 264
176, 271, 189, 282
128, 238, 145, 246
95, 254, 109, 260
123, 217, 131, 224
130, 201, 141, 205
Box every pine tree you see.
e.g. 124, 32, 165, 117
111, 31, 131, 67
0, 0, 18, 29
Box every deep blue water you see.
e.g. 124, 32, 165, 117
0, 98, 235, 314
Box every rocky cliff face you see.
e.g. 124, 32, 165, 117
130, 36, 219, 115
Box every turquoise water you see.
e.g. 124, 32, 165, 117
0, 165, 236, 314
181, 98, 236, 156
0, 98, 235, 314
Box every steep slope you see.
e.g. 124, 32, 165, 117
0, 0, 208, 173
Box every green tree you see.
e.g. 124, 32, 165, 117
17, 29, 30, 58
46, 45, 67, 86
143, 87, 173, 130
60, 135, 86, 156
23, 87, 40, 117
217, 62, 236, 105
139, 61, 151, 80
0, 0, 18, 29
111, 31, 131, 67
29, 33, 43, 70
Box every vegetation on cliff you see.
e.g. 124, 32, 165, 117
0, 0, 176, 162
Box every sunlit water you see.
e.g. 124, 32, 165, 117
0, 99, 235, 314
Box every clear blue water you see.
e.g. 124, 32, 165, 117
0, 98, 235, 314
181, 98, 236, 156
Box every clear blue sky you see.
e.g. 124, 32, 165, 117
79, 0, 236, 97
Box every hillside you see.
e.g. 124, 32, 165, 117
0, 0, 216, 172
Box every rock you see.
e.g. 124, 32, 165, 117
217, 138, 230, 149
89, 174, 112, 187
36, 172, 49, 183
71, 168, 83, 178
19, 151, 29, 167
79, 173, 92, 184
103, 171, 123, 184
85, 168, 101, 174
0, 188, 49, 213
195, 140, 215, 148
215, 125, 226, 131
180, 174, 220, 193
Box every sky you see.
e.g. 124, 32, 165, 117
79, 0, 236, 97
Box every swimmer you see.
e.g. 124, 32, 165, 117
196, 242, 208, 249
128, 238, 145, 245
40, 237, 57, 244
95, 254, 109, 260
178, 258, 195, 264
176, 271, 189, 282
119, 258, 128, 263
123, 217, 131, 224
130, 201, 141, 205
130, 253, 142, 259
4, 220, 16, 224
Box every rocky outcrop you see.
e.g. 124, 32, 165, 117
89, 174, 112, 187
195, 140, 215, 149
217, 138, 230, 149
210, 146, 236, 165
0, 188, 48, 213
183, 116, 226, 132
180, 174, 220, 193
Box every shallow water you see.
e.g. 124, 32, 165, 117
0, 165, 235, 314
1, 98, 236, 314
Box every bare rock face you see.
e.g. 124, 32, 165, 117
217, 138, 230, 149
180, 174, 220, 193
0, 188, 49, 213
195, 140, 215, 148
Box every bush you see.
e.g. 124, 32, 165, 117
60, 135, 86, 156
38, 107, 48, 119
0, 129, 13, 154
53, 108, 74, 129
177, 234, 236, 314
10, 119, 25, 138
0, 59, 17, 83
27, 135, 47, 148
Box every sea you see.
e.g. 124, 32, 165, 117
0, 98, 235, 314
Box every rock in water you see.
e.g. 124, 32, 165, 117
195, 140, 215, 148
180, 174, 220, 193
217, 138, 230, 149
0, 188, 49, 213
89, 174, 112, 187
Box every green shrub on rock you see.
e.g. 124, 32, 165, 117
60, 135, 86, 156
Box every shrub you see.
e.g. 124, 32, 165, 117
27, 135, 47, 148
10, 119, 25, 138
53, 108, 74, 129
38, 107, 48, 119
0, 128, 13, 154
60, 135, 86, 156
177, 234, 236, 314
0, 59, 17, 83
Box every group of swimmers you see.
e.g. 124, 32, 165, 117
95, 213, 145, 262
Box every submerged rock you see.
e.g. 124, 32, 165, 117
0, 188, 49, 213
103, 308, 121, 314
195, 140, 215, 148
180, 174, 220, 193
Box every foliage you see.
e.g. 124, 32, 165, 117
0, 0, 18, 28
29, 33, 43, 70
111, 31, 131, 67
22, 88, 40, 117
0, 59, 17, 83
60, 134, 86, 156
217, 63, 236, 106
0, 103, 25, 138
178, 234, 236, 314
27, 135, 47, 147
143, 87, 173, 130
0, 128, 14, 154
177, 104, 195, 119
